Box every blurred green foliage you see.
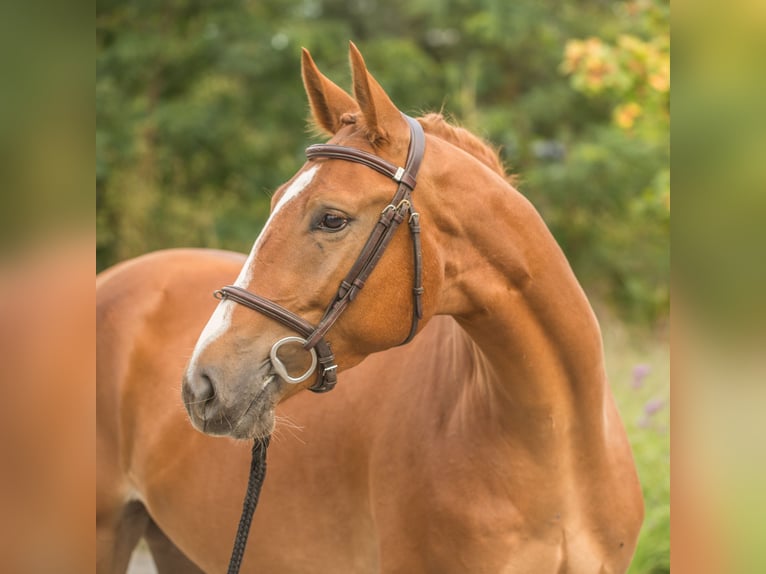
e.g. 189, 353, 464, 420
1, 0, 90, 254
97, 0, 668, 324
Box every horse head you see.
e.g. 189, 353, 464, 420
182, 43, 443, 439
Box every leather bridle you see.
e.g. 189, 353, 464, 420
214, 114, 426, 393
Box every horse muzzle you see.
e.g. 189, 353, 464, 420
182, 366, 279, 440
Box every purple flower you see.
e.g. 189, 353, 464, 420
631, 364, 651, 389
644, 398, 666, 416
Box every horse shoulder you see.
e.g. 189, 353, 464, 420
97, 248, 245, 499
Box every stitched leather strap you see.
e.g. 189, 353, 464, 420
215, 286, 338, 392
305, 115, 425, 350
403, 209, 424, 344
306, 145, 418, 190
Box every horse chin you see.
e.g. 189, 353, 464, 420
184, 374, 279, 440
225, 377, 280, 440
229, 396, 276, 440
230, 409, 275, 440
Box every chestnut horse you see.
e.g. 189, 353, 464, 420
96, 44, 643, 573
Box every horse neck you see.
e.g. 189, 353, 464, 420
424, 145, 609, 445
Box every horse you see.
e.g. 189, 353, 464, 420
96, 43, 643, 573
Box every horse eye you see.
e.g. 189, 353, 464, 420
318, 213, 348, 232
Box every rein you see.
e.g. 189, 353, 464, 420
221, 115, 426, 573
226, 437, 269, 574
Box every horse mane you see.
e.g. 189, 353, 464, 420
416, 113, 512, 182
311, 109, 513, 182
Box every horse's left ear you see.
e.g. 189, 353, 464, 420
349, 42, 409, 145
302, 48, 358, 135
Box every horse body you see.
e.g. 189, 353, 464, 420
97, 250, 639, 574
97, 44, 642, 573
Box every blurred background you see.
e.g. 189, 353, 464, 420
96, 1, 669, 573
96, 0, 669, 326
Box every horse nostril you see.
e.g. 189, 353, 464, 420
198, 372, 215, 402
184, 369, 217, 405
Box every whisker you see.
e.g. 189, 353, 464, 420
221, 410, 233, 431
274, 413, 306, 445
274, 414, 305, 432
183, 397, 213, 407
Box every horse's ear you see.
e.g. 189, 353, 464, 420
348, 42, 408, 145
302, 48, 358, 135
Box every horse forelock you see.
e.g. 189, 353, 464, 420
416, 113, 515, 183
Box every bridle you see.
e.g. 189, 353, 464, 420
221, 115, 425, 574
214, 114, 426, 393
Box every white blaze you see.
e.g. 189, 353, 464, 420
186, 165, 320, 377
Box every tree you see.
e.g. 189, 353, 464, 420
97, 0, 669, 323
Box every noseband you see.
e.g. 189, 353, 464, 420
214, 115, 426, 393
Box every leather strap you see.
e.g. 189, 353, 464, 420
304, 115, 425, 348
306, 145, 418, 190
216, 115, 425, 393
403, 210, 424, 344
215, 286, 338, 392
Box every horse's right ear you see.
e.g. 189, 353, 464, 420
302, 48, 358, 135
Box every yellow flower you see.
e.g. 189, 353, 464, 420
649, 60, 670, 92
563, 40, 586, 72
614, 102, 643, 129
